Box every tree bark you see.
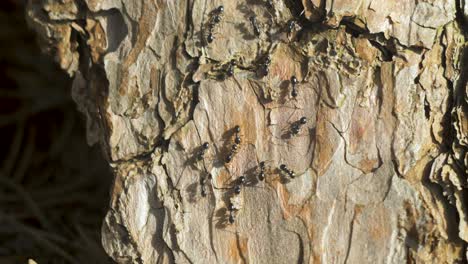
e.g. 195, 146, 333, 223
26, 0, 467, 263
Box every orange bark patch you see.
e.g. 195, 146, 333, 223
298, 205, 321, 264
110, 174, 124, 205
227, 237, 240, 262
238, 235, 249, 262
268, 44, 304, 81
349, 106, 372, 153
354, 204, 364, 216
267, 175, 306, 220
118, 2, 158, 95
275, 181, 293, 220
228, 234, 249, 263
313, 107, 338, 176
354, 38, 378, 63
348, 102, 380, 173
357, 159, 379, 174
335, 27, 348, 46
215, 169, 232, 187
86, 19, 107, 63
368, 206, 392, 242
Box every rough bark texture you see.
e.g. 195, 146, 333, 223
26, 0, 467, 263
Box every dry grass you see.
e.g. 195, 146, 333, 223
0, 1, 113, 263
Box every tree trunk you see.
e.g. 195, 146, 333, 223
26, 0, 467, 263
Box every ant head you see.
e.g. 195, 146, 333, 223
291, 76, 298, 85
207, 34, 214, 43
234, 185, 241, 194
226, 154, 233, 163
299, 117, 307, 124
239, 176, 246, 184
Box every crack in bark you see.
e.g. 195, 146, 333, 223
109, 207, 144, 263
235, 232, 248, 264
207, 203, 219, 262
343, 207, 356, 264
320, 199, 337, 261
291, 230, 305, 264
326, 119, 370, 176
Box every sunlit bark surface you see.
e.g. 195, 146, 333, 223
27, 0, 467, 263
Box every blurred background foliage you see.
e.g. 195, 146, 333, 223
0, 0, 112, 263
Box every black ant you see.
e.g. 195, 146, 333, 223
238, 175, 246, 185
279, 164, 295, 178
226, 153, 233, 163
266, 0, 274, 8
249, 16, 261, 36
206, 6, 224, 44
232, 175, 246, 195
207, 33, 214, 43
233, 175, 246, 193
274, 112, 309, 141
197, 142, 209, 161
290, 117, 307, 136
287, 20, 296, 34
234, 126, 241, 143
200, 175, 208, 197
257, 55, 271, 77
233, 185, 241, 194
213, 15, 221, 23
286, 18, 303, 40
210, 6, 224, 26
226, 60, 236, 76
228, 202, 237, 224
258, 161, 266, 181
290, 76, 298, 97
226, 125, 241, 163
